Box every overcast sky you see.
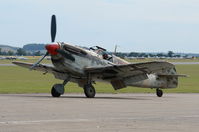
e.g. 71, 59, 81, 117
0, 0, 199, 53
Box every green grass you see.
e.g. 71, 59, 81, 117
126, 58, 199, 63
0, 65, 199, 93
0, 57, 199, 64
0, 59, 51, 64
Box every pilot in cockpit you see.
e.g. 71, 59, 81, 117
89, 46, 112, 61
102, 52, 109, 60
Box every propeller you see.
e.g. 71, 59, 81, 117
51, 15, 56, 42
30, 15, 57, 70
48, 15, 75, 61
31, 15, 75, 70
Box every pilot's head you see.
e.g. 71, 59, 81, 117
103, 53, 108, 59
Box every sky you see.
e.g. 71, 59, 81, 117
0, 0, 199, 53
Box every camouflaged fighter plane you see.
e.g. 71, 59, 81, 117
13, 15, 186, 98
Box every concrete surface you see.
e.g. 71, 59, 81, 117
0, 93, 199, 132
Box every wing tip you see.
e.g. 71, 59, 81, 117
12, 61, 20, 65
12, 61, 32, 65
12, 61, 34, 68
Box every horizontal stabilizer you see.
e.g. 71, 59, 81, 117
157, 74, 188, 77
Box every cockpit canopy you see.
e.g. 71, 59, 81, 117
89, 46, 106, 52
89, 46, 111, 60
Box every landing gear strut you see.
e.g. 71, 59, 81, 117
84, 73, 96, 98
84, 84, 96, 98
156, 88, 163, 97
51, 80, 69, 97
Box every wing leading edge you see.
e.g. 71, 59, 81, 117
12, 61, 55, 73
84, 61, 175, 80
12, 61, 71, 81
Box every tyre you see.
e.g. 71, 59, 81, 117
156, 89, 163, 97
84, 84, 96, 98
51, 86, 61, 97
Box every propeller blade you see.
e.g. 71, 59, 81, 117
30, 52, 49, 70
51, 15, 57, 42
56, 49, 75, 61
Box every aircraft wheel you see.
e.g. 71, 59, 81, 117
51, 84, 64, 97
156, 89, 163, 97
84, 84, 96, 98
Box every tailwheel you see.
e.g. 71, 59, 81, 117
51, 84, 65, 97
156, 89, 163, 97
84, 84, 96, 98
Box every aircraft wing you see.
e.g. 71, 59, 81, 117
84, 61, 175, 80
12, 61, 71, 81
12, 61, 55, 73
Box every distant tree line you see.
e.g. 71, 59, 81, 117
0, 48, 15, 55
115, 51, 181, 58
0, 46, 196, 58
0, 44, 46, 56
0, 48, 42, 56
23, 44, 45, 51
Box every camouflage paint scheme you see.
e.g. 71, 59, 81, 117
13, 42, 183, 91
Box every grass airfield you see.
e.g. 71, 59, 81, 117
0, 58, 199, 94
0, 57, 199, 64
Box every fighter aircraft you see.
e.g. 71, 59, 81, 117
13, 15, 186, 98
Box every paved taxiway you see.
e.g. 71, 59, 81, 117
0, 93, 199, 132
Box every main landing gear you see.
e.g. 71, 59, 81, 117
51, 82, 96, 98
83, 73, 96, 98
51, 78, 96, 98
83, 84, 96, 98
156, 88, 163, 97
51, 80, 68, 97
